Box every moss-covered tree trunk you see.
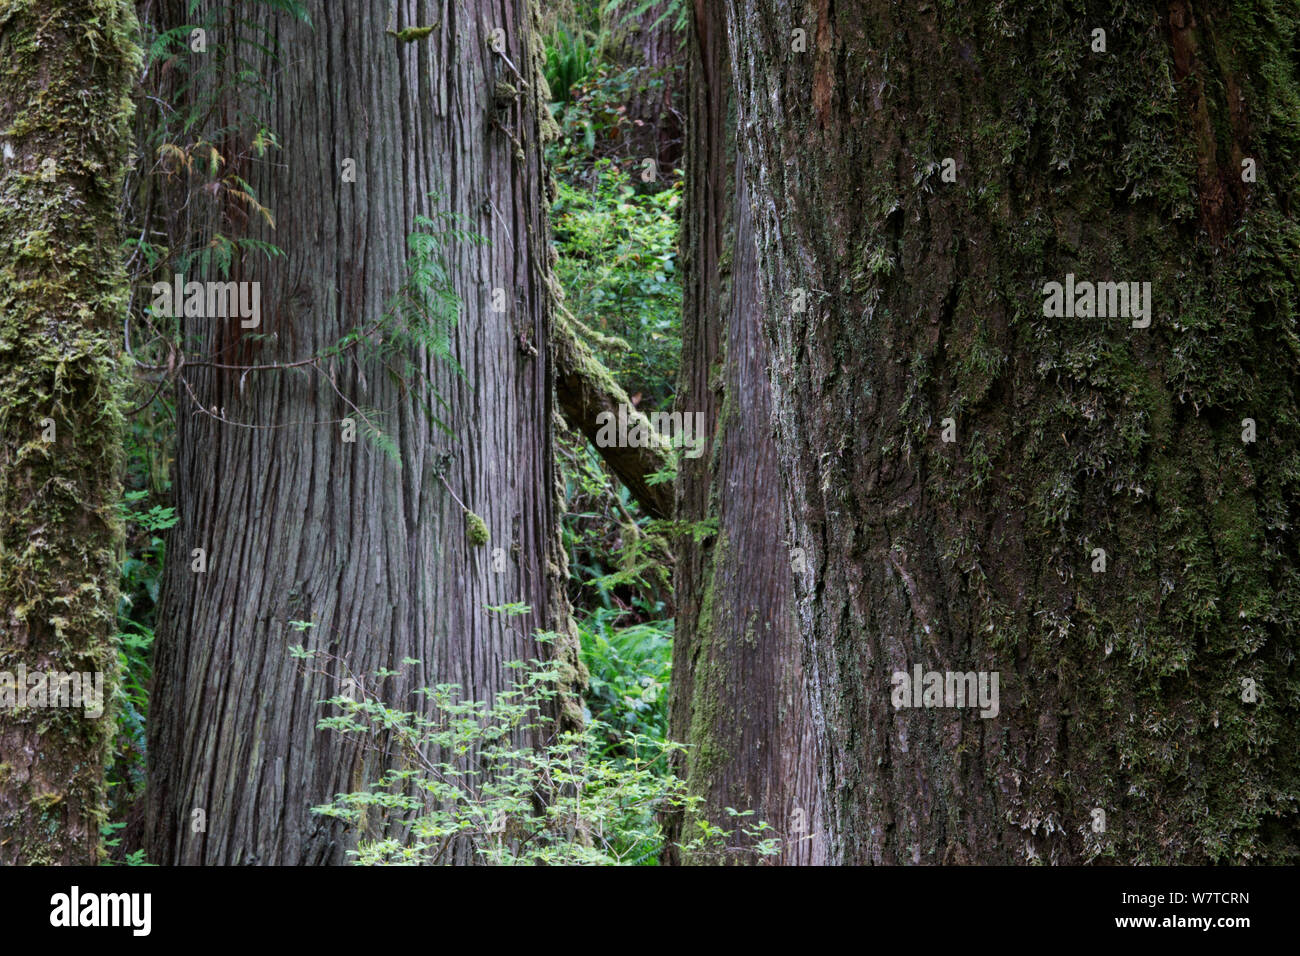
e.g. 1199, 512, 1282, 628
146, 0, 578, 864
0, 0, 139, 864
728, 0, 1300, 863
666, 0, 825, 865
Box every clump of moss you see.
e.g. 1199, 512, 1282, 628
465, 511, 490, 547
389, 25, 435, 43
30, 792, 63, 813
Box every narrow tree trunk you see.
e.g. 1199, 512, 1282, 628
147, 0, 578, 864
610, 1, 684, 169
729, 0, 1300, 863
0, 0, 139, 864
666, 0, 825, 865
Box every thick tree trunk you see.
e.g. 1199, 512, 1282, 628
0, 0, 139, 864
728, 0, 1300, 863
666, 0, 825, 865
147, 0, 578, 864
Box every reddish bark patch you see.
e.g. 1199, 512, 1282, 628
1166, 0, 1250, 244
813, 0, 835, 128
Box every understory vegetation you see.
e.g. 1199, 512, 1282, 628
542, 0, 683, 747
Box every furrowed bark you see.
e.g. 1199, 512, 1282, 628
147, 0, 579, 865
728, 0, 1300, 863
665, 0, 826, 865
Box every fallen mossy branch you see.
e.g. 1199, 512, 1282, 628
553, 311, 674, 520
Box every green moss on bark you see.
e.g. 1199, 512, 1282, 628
0, 0, 140, 864
737, 0, 1300, 862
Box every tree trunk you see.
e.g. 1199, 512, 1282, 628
666, 0, 825, 865
610, 1, 684, 170
147, 0, 578, 864
728, 0, 1300, 863
0, 0, 139, 864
